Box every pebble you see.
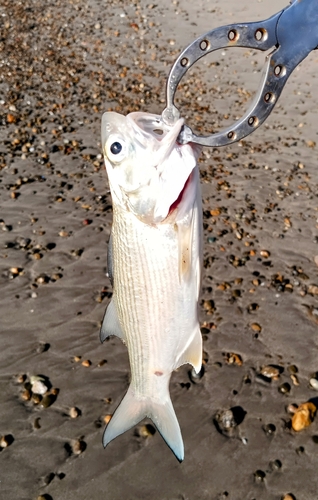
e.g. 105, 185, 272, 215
36, 274, 49, 284
73, 356, 82, 362
308, 284, 318, 295
286, 404, 298, 414
37, 496, 53, 500
290, 374, 299, 386
262, 423, 276, 436
282, 494, 296, 500
31, 380, 48, 395
97, 359, 107, 367
69, 407, 80, 419
71, 439, 86, 455
33, 417, 41, 429
309, 378, 318, 390
81, 359, 91, 367
0, 435, 13, 448
225, 352, 243, 366
279, 383, 291, 394
254, 469, 266, 482
260, 250, 270, 258
260, 365, 280, 380
10, 266, 20, 275
250, 323, 262, 333
137, 424, 156, 438
41, 389, 59, 408
292, 402, 317, 431
16, 374, 26, 384
21, 389, 32, 401
287, 365, 298, 374
31, 394, 42, 405
104, 414, 112, 425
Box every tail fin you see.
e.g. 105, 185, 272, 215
103, 386, 184, 461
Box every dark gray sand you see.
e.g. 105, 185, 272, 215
1, 0, 318, 499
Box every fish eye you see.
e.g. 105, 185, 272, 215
110, 142, 122, 155
105, 135, 127, 163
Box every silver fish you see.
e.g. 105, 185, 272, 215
100, 111, 202, 461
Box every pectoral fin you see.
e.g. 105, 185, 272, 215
100, 298, 126, 344
176, 326, 202, 373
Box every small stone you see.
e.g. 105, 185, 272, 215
31, 380, 48, 395
0, 435, 13, 448
21, 389, 31, 401
97, 359, 107, 367
10, 267, 20, 275
262, 423, 276, 436
260, 250, 270, 258
71, 439, 86, 455
7, 113, 16, 123
69, 407, 80, 419
279, 382, 291, 394
59, 230, 69, 237
308, 284, 318, 295
286, 404, 298, 414
250, 323, 262, 333
137, 423, 156, 438
287, 365, 298, 374
41, 390, 59, 408
16, 374, 26, 384
290, 374, 299, 386
31, 292, 38, 298
254, 469, 266, 482
36, 274, 49, 284
309, 378, 318, 390
260, 365, 280, 379
33, 417, 41, 429
31, 394, 42, 405
225, 352, 243, 366
81, 359, 91, 367
73, 356, 81, 362
32, 252, 42, 260
282, 495, 296, 500
210, 208, 221, 216
292, 402, 317, 431
104, 414, 112, 424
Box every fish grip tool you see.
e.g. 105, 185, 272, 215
162, 0, 318, 147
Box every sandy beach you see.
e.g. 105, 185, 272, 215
1, 0, 318, 499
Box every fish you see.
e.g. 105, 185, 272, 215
100, 110, 203, 461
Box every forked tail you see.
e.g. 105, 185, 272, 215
103, 385, 184, 461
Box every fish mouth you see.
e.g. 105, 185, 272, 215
127, 112, 184, 164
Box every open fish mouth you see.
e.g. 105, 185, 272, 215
127, 112, 185, 163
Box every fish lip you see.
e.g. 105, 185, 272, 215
127, 112, 184, 162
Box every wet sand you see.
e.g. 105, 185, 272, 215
1, 0, 318, 499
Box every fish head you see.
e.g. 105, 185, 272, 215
102, 111, 200, 223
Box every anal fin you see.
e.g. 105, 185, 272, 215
100, 298, 126, 344
176, 327, 202, 374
